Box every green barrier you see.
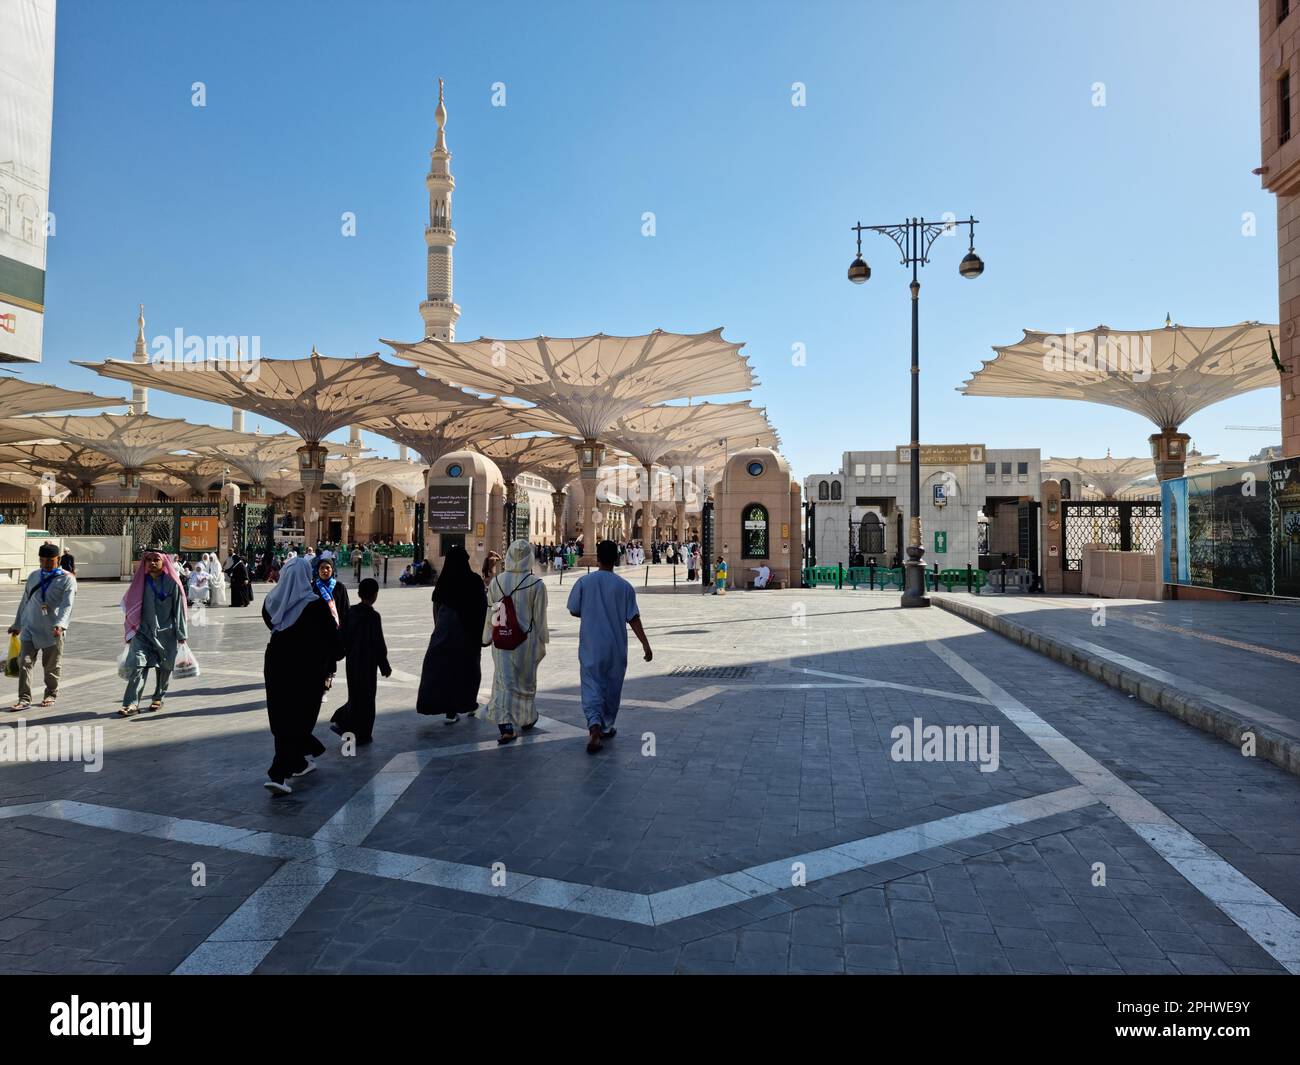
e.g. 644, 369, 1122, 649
932, 568, 989, 591
802, 565, 842, 588
846, 566, 903, 589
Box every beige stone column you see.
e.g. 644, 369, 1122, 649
218, 482, 240, 562
551, 490, 567, 543
296, 442, 327, 545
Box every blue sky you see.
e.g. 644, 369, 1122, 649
35, 0, 1281, 477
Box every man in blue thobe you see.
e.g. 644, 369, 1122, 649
566, 540, 653, 753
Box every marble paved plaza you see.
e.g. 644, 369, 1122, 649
1, 571, 1299, 975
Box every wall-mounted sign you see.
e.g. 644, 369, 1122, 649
932, 483, 948, 508
897, 445, 986, 465
180, 516, 218, 551
427, 477, 473, 533
933, 530, 947, 553
475, 522, 486, 538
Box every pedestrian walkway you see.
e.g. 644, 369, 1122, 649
0, 577, 1297, 974
935, 594, 1300, 775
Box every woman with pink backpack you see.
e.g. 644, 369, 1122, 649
482, 539, 550, 744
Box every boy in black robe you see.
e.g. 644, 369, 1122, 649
329, 578, 390, 746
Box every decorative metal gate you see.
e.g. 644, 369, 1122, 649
847, 512, 886, 564
504, 495, 530, 547
1061, 500, 1161, 572
44, 501, 221, 557
233, 502, 275, 563
803, 501, 816, 568
0, 500, 31, 528
1017, 501, 1041, 572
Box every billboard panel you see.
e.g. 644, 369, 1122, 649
1163, 456, 1299, 599
0, 0, 56, 363
427, 478, 472, 533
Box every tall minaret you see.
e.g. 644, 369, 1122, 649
131, 304, 148, 415
232, 341, 245, 430
419, 78, 460, 341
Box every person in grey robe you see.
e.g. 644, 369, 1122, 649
119, 548, 188, 716
8, 542, 76, 710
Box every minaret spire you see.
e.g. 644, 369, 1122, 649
420, 78, 460, 341
131, 303, 148, 414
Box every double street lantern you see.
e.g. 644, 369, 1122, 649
847, 216, 983, 607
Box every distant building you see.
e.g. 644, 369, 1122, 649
1259, 1, 1300, 456
803, 445, 1040, 569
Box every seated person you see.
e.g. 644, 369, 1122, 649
752, 563, 771, 588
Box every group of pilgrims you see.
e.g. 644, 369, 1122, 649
6, 536, 657, 793
258, 537, 653, 795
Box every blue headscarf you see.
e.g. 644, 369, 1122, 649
311, 555, 336, 602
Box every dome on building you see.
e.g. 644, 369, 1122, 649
434, 449, 504, 492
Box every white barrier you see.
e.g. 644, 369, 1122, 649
1082, 546, 1163, 601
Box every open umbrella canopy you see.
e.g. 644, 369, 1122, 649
360, 405, 530, 465
325, 455, 427, 499
384, 329, 759, 440
0, 441, 119, 492
141, 455, 230, 496
76, 350, 474, 443
475, 434, 583, 484
0, 378, 126, 419
960, 321, 1280, 430
189, 430, 366, 486
0, 413, 251, 470
603, 400, 780, 468
1041, 454, 1162, 499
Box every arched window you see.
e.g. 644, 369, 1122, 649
741, 503, 769, 558
1060, 478, 1072, 499
830, 481, 842, 501
860, 512, 885, 555
818, 480, 829, 500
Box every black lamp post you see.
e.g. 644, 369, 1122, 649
848, 216, 983, 608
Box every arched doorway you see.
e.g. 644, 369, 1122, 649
373, 484, 394, 541
859, 511, 884, 556
742, 503, 769, 558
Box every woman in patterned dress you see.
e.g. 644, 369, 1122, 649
481, 539, 549, 744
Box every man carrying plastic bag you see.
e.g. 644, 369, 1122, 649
118, 547, 188, 716
7, 543, 75, 711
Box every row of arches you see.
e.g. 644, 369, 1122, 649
817, 480, 842, 501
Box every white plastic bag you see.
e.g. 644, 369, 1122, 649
116, 643, 133, 681
173, 644, 200, 680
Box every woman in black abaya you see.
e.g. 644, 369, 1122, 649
260, 556, 345, 794
416, 547, 487, 723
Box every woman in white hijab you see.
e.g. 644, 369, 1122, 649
188, 558, 211, 606
207, 551, 230, 606
482, 539, 549, 743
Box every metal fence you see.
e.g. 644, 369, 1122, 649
0, 501, 31, 528
44, 501, 221, 557
233, 501, 275, 562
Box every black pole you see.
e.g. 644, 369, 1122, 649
902, 220, 928, 608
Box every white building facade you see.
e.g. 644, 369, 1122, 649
803, 445, 1041, 570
